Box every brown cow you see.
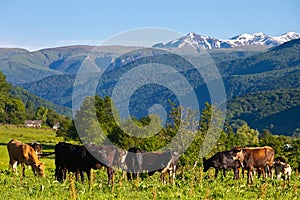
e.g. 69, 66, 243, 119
232, 146, 274, 184
7, 139, 45, 177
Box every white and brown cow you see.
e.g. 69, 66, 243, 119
232, 146, 274, 184
7, 139, 45, 177
274, 157, 292, 186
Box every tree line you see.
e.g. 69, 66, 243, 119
61, 95, 300, 169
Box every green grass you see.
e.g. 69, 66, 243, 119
0, 125, 299, 199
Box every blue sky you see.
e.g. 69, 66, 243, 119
0, 0, 299, 50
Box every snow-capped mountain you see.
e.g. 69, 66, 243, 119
153, 32, 300, 49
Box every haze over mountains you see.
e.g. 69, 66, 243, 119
0, 32, 300, 136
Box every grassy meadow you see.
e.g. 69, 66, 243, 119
0, 125, 299, 199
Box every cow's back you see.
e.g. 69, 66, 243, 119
7, 139, 37, 163
142, 151, 173, 172
7, 139, 23, 161
243, 146, 274, 167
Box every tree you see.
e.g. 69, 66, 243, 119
236, 123, 259, 147
0, 71, 12, 122
4, 98, 25, 124
56, 118, 78, 141
35, 106, 48, 123
25, 101, 36, 119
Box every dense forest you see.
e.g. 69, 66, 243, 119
0, 71, 71, 127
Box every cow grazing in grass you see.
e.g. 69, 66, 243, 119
274, 157, 292, 186
7, 139, 45, 177
232, 146, 274, 184
55, 142, 126, 184
125, 148, 179, 184
203, 150, 241, 180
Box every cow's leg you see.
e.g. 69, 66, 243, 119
270, 165, 274, 179
63, 167, 67, 181
86, 170, 91, 183
56, 166, 64, 182
107, 167, 114, 185
160, 172, 165, 184
223, 169, 227, 178
127, 172, 132, 181
233, 168, 239, 180
21, 163, 26, 177
75, 170, 79, 182
277, 172, 282, 180
171, 166, 176, 184
31, 164, 37, 176
215, 169, 219, 178
55, 166, 62, 182
248, 167, 253, 184
257, 168, 261, 179
264, 165, 268, 179
11, 161, 18, 174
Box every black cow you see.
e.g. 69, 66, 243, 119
125, 147, 179, 184
203, 150, 241, 180
55, 142, 126, 184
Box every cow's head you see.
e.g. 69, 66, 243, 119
35, 162, 45, 177
231, 147, 244, 167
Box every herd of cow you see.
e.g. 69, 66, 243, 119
6, 139, 294, 186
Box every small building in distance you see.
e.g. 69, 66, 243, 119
24, 120, 42, 128
53, 122, 60, 130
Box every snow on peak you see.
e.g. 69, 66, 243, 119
153, 32, 300, 50
274, 32, 300, 43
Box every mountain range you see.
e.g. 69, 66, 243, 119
0, 32, 300, 136
153, 32, 300, 49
